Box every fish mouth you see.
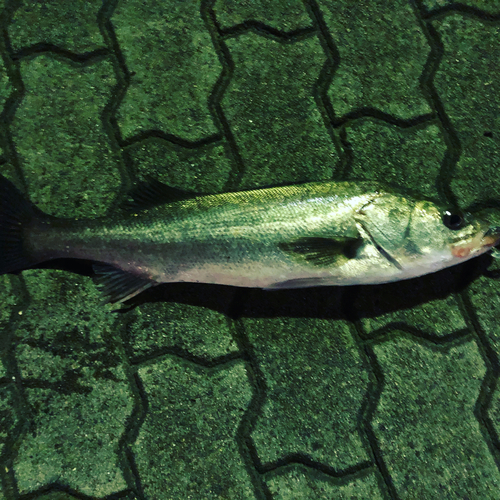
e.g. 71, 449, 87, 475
483, 227, 500, 248
450, 227, 500, 259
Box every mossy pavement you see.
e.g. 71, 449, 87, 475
1, 0, 500, 499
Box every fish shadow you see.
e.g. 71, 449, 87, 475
33, 253, 494, 321
81, 253, 494, 321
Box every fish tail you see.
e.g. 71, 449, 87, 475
0, 174, 46, 274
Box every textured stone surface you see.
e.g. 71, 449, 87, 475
265, 464, 383, 499
344, 120, 445, 199
113, 0, 221, 142
322, 0, 431, 119
432, 15, 500, 208
214, 0, 312, 32
0, 3, 499, 499
422, 0, 500, 13
8, 1, 104, 53
11, 270, 133, 496
126, 299, 239, 363
126, 139, 234, 194
11, 55, 119, 218
242, 314, 370, 469
222, 33, 337, 188
133, 357, 254, 498
372, 336, 499, 499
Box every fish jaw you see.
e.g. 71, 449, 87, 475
450, 229, 500, 260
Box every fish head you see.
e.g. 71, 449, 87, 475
407, 200, 499, 264
356, 193, 500, 275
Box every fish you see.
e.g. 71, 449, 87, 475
0, 173, 498, 305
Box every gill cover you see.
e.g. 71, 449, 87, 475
354, 193, 413, 262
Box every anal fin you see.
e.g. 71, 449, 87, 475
93, 263, 156, 305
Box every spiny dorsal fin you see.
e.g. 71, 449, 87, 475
279, 236, 363, 267
120, 175, 202, 212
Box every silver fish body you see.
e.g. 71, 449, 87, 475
1, 176, 498, 303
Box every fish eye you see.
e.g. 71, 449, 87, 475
443, 210, 464, 230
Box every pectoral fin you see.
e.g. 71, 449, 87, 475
278, 236, 363, 267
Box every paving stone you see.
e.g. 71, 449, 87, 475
11, 55, 120, 218
423, 0, 500, 13
15, 386, 131, 496
344, 120, 444, 199
0, 54, 11, 121
12, 270, 134, 496
35, 491, 138, 500
372, 336, 500, 499
37, 492, 99, 500
0, 274, 19, 332
488, 379, 500, 466
222, 33, 337, 188
126, 139, 234, 194
242, 314, 370, 469
467, 257, 500, 353
133, 357, 254, 499
214, 0, 312, 32
353, 269, 468, 338
432, 15, 500, 208
321, 0, 430, 119
466, 255, 500, 446
0, 385, 18, 458
126, 299, 239, 363
8, 0, 104, 53
112, 0, 221, 142
265, 464, 383, 500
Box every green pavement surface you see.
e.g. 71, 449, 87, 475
1, 0, 500, 499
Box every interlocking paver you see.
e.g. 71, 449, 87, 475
133, 357, 253, 499
0, 275, 18, 328
265, 464, 384, 500
344, 120, 445, 199
242, 289, 370, 470
214, 0, 312, 32
467, 255, 500, 347
12, 270, 133, 496
321, 0, 431, 119
0, 57, 12, 118
222, 33, 338, 188
354, 276, 468, 338
126, 139, 234, 193
433, 15, 500, 208
0, 386, 17, 459
372, 336, 500, 499
112, 0, 221, 142
8, 0, 104, 54
126, 300, 239, 363
422, 0, 500, 13
11, 55, 119, 217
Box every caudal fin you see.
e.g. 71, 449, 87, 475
0, 174, 45, 274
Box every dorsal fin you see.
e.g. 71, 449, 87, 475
120, 175, 202, 212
